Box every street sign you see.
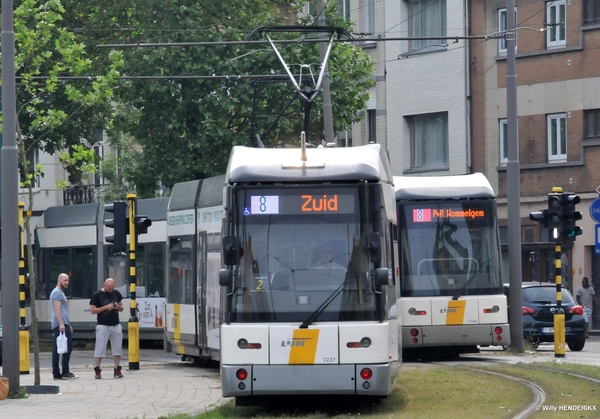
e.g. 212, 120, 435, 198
590, 198, 600, 223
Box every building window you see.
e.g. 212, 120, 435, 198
547, 1, 566, 47
338, 0, 350, 20
407, 0, 446, 51
498, 8, 517, 54
585, 109, 600, 138
367, 109, 377, 143
408, 112, 448, 169
499, 119, 508, 164
584, 0, 600, 25
548, 113, 567, 161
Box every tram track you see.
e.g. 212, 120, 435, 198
431, 362, 546, 418
466, 367, 546, 419
435, 361, 600, 418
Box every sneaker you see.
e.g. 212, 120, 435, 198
94, 367, 102, 379
114, 366, 123, 378
63, 372, 79, 379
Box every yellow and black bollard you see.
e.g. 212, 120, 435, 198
553, 243, 566, 358
127, 194, 140, 370
18, 202, 30, 374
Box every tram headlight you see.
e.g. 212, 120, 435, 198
237, 339, 249, 349
360, 337, 372, 348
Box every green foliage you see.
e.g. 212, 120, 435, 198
72, 0, 373, 190
7, 387, 29, 399
2, 0, 124, 186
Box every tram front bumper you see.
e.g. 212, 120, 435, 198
221, 363, 396, 397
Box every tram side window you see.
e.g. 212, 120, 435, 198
168, 237, 195, 304
71, 247, 94, 298
105, 248, 129, 297
136, 243, 165, 297
44, 247, 94, 299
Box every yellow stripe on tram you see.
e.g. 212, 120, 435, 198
174, 303, 181, 343
289, 329, 320, 364
445, 300, 467, 325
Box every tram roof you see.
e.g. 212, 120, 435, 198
169, 175, 225, 211
137, 197, 169, 221
393, 173, 495, 200
42, 203, 100, 228
225, 144, 393, 184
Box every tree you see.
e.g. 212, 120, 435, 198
1, 0, 123, 385
70, 0, 373, 191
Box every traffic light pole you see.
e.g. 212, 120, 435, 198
554, 244, 566, 358
127, 194, 140, 370
18, 202, 30, 374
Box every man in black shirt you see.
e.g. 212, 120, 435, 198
90, 278, 124, 379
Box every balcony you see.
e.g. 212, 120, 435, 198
63, 185, 97, 205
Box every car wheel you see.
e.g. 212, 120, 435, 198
567, 339, 585, 352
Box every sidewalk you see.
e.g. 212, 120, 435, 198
0, 350, 225, 419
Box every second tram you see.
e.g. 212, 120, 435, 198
394, 173, 510, 357
34, 197, 169, 341
219, 143, 399, 405
164, 175, 224, 362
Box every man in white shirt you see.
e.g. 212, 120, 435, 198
576, 277, 600, 338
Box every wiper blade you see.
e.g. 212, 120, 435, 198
452, 259, 491, 301
299, 280, 346, 329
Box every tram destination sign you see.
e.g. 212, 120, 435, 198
245, 192, 356, 215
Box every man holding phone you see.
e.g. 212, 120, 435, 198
90, 278, 124, 379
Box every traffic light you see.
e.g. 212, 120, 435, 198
134, 215, 152, 235
563, 192, 582, 241
105, 201, 128, 252
529, 209, 548, 226
547, 192, 563, 243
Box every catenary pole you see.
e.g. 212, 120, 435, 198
506, 0, 524, 351
2, 0, 23, 391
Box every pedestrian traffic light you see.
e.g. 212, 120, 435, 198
529, 209, 548, 226
562, 192, 582, 241
547, 192, 563, 243
134, 215, 152, 235
105, 201, 128, 252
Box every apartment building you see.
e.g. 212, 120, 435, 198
351, 0, 471, 177
470, 0, 600, 320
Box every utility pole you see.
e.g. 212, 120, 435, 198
316, 0, 335, 144
2, 0, 22, 391
506, 0, 524, 352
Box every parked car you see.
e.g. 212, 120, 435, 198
504, 282, 586, 351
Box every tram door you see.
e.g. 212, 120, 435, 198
196, 232, 208, 349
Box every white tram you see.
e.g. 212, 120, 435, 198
394, 173, 510, 357
218, 143, 400, 405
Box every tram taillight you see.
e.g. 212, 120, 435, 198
410, 329, 419, 337
494, 326, 503, 335
360, 368, 373, 380
236, 369, 248, 380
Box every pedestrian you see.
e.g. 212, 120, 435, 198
576, 277, 600, 338
50, 273, 78, 380
90, 278, 124, 379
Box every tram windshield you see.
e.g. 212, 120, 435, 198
399, 199, 503, 297
230, 186, 378, 323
